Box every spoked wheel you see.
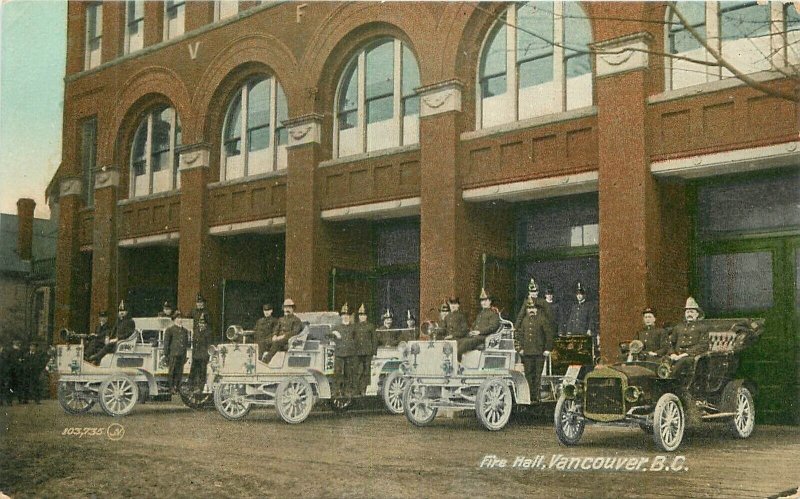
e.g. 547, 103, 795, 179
653, 393, 685, 452
381, 372, 408, 415
99, 375, 139, 417
329, 396, 353, 414
214, 383, 252, 421
403, 382, 438, 427
57, 381, 95, 414
179, 379, 213, 410
276, 377, 315, 424
554, 395, 585, 446
475, 378, 513, 431
729, 386, 755, 439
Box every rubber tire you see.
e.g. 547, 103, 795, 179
652, 393, 685, 452
329, 396, 353, 414
57, 381, 95, 415
475, 378, 513, 431
554, 394, 585, 446
214, 383, 252, 421
179, 379, 213, 410
276, 377, 315, 424
728, 386, 755, 439
381, 372, 407, 415
98, 375, 139, 417
403, 381, 438, 427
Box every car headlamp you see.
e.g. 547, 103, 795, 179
658, 361, 672, 379
628, 340, 644, 356
410, 343, 420, 355
562, 384, 577, 399
624, 385, 642, 403
442, 343, 453, 356
207, 345, 218, 357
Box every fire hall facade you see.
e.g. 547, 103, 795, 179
50, 1, 799, 423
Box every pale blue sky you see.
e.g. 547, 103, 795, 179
0, 0, 66, 219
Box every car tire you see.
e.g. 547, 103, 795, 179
179, 379, 213, 410
381, 372, 407, 415
652, 393, 685, 452
98, 375, 139, 417
475, 378, 513, 431
57, 381, 95, 414
276, 377, 315, 424
403, 381, 437, 427
329, 396, 353, 413
728, 386, 755, 439
554, 394, 585, 446
214, 383, 251, 421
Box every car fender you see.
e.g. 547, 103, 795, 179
308, 369, 331, 399
510, 370, 531, 405
721, 379, 755, 412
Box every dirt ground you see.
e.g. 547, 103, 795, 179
1, 399, 799, 498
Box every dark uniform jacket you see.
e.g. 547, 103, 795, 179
191, 308, 213, 360
443, 310, 469, 339
636, 326, 669, 356
563, 300, 598, 336
163, 324, 191, 358
91, 322, 111, 351
472, 309, 501, 337
273, 314, 304, 347
254, 316, 277, 352
113, 317, 137, 340
353, 321, 376, 356
514, 297, 554, 331
334, 323, 357, 357
518, 313, 554, 355
671, 321, 709, 356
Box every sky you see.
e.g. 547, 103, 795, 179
0, 0, 66, 219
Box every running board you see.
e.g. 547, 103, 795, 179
701, 412, 736, 419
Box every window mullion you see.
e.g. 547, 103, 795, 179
270, 77, 278, 171
168, 109, 176, 190
358, 51, 367, 154
706, 2, 721, 81
770, 1, 783, 68
553, 1, 566, 112
242, 85, 249, 177
507, 4, 518, 121
394, 40, 403, 146
145, 113, 154, 195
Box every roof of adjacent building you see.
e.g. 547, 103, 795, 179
0, 213, 57, 275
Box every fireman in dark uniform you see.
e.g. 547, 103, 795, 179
0, 344, 12, 406
254, 303, 277, 361
458, 289, 500, 360
157, 301, 174, 318
331, 303, 357, 397
189, 294, 213, 391
376, 309, 395, 347
8, 339, 24, 404
544, 286, 562, 334
23, 342, 49, 404
400, 310, 418, 342
85, 311, 111, 362
264, 299, 304, 363
518, 299, 554, 402
634, 307, 669, 359
91, 301, 136, 363
670, 297, 710, 386
443, 297, 468, 343
515, 277, 554, 332
353, 304, 376, 395
163, 310, 190, 394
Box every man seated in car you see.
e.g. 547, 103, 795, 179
90, 301, 136, 363
669, 297, 710, 385
631, 307, 669, 361
399, 310, 418, 343
376, 309, 396, 347
264, 298, 304, 363
457, 289, 500, 361
443, 297, 468, 343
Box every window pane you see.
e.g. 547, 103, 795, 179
224, 91, 242, 147
366, 41, 394, 99
338, 61, 358, 113
788, 4, 800, 66
517, 2, 553, 61
720, 1, 771, 75
150, 108, 173, 172
517, 194, 599, 251
697, 172, 800, 238
481, 22, 507, 78
403, 95, 419, 117
668, 2, 709, 89
131, 120, 147, 176
165, 1, 185, 39
247, 79, 270, 142
401, 44, 420, 97
519, 55, 553, 88
367, 95, 393, 124
564, 2, 591, 57
700, 252, 773, 313
217, 0, 238, 20
248, 126, 270, 152
87, 3, 102, 38
338, 110, 357, 131
481, 74, 507, 98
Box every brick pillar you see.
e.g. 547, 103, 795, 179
102, 1, 124, 61
186, 1, 214, 32
283, 114, 328, 311
177, 145, 217, 321
54, 177, 83, 335
90, 167, 120, 329
144, 1, 163, 47
594, 33, 689, 361
417, 80, 466, 321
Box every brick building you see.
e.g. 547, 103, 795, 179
49, 1, 799, 423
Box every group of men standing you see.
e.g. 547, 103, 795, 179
0, 340, 48, 405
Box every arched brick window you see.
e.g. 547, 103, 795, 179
130, 106, 182, 197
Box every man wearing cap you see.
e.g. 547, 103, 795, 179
331, 303, 357, 397
635, 308, 669, 359
377, 309, 396, 347
86, 310, 111, 362
264, 298, 304, 363
22, 342, 49, 404
544, 286, 563, 334
515, 278, 554, 332
254, 303, 277, 360
91, 301, 136, 363
0, 344, 13, 406
458, 289, 501, 360
189, 294, 213, 391
518, 298, 554, 402
158, 301, 174, 318
353, 304, 376, 394
563, 282, 598, 338
670, 297, 710, 386
442, 297, 468, 343
400, 310, 418, 343
163, 310, 190, 395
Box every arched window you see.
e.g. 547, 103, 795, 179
666, 2, 794, 91
334, 38, 420, 158
130, 106, 182, 197
478, 2, 592, 130
221, 76, 288, 180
